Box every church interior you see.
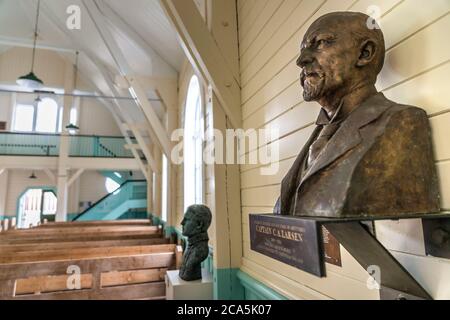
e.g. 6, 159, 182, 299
0, 0, 449, 301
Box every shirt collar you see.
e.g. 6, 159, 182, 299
187, 232, 209, 246
316, 100, 345, 126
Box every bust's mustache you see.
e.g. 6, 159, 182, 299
300, 68, 326, 101
300, 68, 325, 87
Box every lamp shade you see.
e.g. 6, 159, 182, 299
65, 123, 80, 133
17, 72, 44, 89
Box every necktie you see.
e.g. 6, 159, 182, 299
307, 122, 341, 168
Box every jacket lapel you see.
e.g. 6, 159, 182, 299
279, 126, 322, 214
300, 93, 392, 185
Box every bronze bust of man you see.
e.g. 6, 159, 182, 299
274, 12, 440, 218
179, 205, 212, 281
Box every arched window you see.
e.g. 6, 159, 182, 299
35, 98, 58, 133
13, 97, 61, 133
162, 154, 168, 221
105, 177, 120, 194
184, 75, 204, 211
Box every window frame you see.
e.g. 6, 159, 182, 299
11, 96, 67, 134
183, 75, 205, 212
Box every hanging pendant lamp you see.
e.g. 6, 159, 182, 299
65, 51, 80, 133
17, 0, 44, 89
29, 171, 37, 179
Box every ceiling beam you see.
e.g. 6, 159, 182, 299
43, 168, 56, 183
95, 0, 177, 77
0, 35, 76, 53
125, 123, 157, 172
159, 0, 242, 128
82, 0, 172, 158
67, 169, 84, 187
37, 1, 151, 179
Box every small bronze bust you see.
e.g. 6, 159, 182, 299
179, 205, 212, 281
274, 11, 440, 218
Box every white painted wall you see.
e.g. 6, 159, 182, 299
238, 0, 450, 300
0, 47, 122, 136
78, 98, 122, 136
4, 169, 54, 217
77, 171, 109, 209
0, 168, 140, 217
0, 46, 124, 217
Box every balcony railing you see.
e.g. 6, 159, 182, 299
0, 132, 135, 158
69, 135, 134, 158
0, 132, 60, 156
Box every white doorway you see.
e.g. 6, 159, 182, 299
17, 188, 57, 229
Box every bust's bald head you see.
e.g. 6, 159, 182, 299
297, 11, 385, 103
311, 12, 385, 75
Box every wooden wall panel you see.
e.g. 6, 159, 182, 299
238, 0, 450, 300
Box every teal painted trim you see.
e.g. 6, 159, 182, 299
67, 213, 77, 221
213, 268, 245, 300
69, 135, 134, 158
75, 181, 146, 221
0, 132, 134, 158
201, 246, 214, 274
117, 211, 148, 220
236, 270, 288, 300
0, 133, 60, 156
149, 214, 167, 230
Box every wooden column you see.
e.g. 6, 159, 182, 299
153, 145, 162, 219
56, 61, 74, 222
209, 91, 243, 299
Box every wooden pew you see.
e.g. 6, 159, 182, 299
0, 238, 170, 254
0, 244, 183, 300
0, 225, 163, 244
4, 225, 159, 235
38, 219, 152, 228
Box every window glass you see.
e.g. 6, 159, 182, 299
184, 75, 203, 211
58, 106, 63, 133
70, 106, 78, 125
13, 104, 34, 132
35, 98, 58, 133
105, 177, 120, 193
162, 154, 168, 221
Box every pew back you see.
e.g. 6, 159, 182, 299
0, 244, 182, 300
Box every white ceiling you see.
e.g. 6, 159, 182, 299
0, 0, 185, 130
0, 0, 184, 74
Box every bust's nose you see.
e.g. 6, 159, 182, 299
297, 49, 314, 68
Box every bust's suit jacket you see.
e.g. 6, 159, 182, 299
274, 92, 440, 218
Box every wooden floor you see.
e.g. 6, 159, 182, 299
0, 219, 182, 300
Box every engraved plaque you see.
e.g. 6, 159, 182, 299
249, 214, 325, 277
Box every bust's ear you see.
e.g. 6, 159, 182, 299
356, 39, 377, 67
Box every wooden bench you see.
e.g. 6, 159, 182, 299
0, 244, 183, 300
0, 225, 163, 244
0, 238, 170, 254
37, 219, 153, 228
0, 218, 16, 232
